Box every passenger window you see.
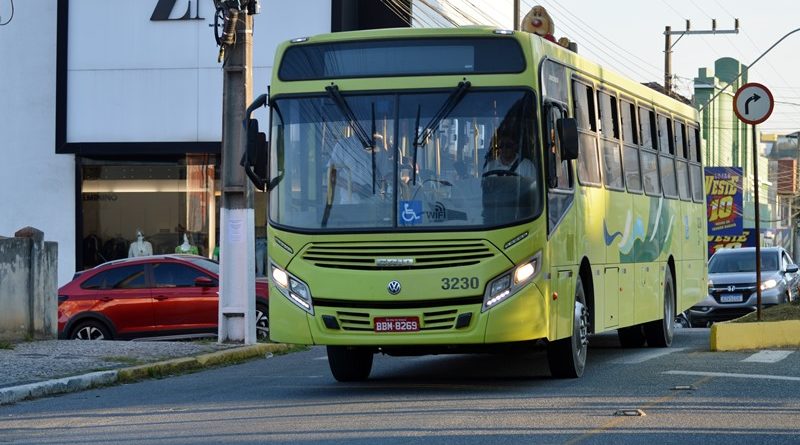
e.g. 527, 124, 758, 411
657, 114, 674, 154
602, 140, 624, 190
573, 81, 597, 132
622, 146, 642, 193
688, 126, 701, 162
659, 154, 678, 198
578, 133, 602, 185
690, 164, 704, 202
598, 92, 619, 139
641, 149, 661, 196
676, 160, 691, 201
621, 101, 638, 145
639, 108, 656, 151
674, 121, 687, 159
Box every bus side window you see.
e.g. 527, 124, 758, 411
674, 120, 691, 201
688, 124, 704, 202
572, 79, 601, 186
638, 107, 661, 196
598, 91, 623, 190
657, 114, 678, 198
620, 100, 642, 193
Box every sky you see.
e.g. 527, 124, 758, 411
416, 0, 800, 135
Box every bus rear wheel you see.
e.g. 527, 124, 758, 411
644, 268, 674, 347
327, 346, 373, 382
548, 276, 589, 378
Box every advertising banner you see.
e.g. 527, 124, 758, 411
705, 167, 743, 236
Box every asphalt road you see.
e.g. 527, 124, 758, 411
2, 328, 799, 444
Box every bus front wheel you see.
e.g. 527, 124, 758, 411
644, 268, 675, 347
327, 346, 373, 382
548, 276, 589, 378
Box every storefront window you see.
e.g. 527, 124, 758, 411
79, 155, 220, 269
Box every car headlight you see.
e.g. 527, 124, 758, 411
482, 251, 541, 312
270, 262, 313, 314
761, 279, 778, 290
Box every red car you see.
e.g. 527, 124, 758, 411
58, 255, 269, 341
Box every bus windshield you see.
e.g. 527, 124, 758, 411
269, 89, 540, 231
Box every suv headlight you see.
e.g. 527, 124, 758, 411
761, 279, 778, 290
482, 251, 541, 312
270, 262, 313, 314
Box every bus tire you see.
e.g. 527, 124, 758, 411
617, 325, 646, 348
327, 346, 373, 382
644, 268, 675, 348
548, 276, 589, 378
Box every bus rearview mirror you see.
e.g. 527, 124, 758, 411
243, 118, 269, 191
557, 117, 579, 161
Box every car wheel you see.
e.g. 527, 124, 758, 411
644, 268, 674, 347
327, 346, 373, 382
255, 303, 270, 341
547, 275, 589, 378
70, 320, 112, 340
618, 325, 646, 348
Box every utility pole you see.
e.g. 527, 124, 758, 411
664, 19, 739, 94
513, 0, 520, 31
216, 0, 259, 344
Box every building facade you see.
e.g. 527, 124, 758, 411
1, 0, 408, 286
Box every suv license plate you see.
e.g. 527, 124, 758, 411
374, 317, 419, 332
720, 293, 743, 303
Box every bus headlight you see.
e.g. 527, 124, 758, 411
482, 251, 541, 312
270, 262, 313, 314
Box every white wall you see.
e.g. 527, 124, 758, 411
67, 0, 331, 143
0, 0, 76, 287
1, 0, 331, 287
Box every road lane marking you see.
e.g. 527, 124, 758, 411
611, 348, 685, 364
314, 356, 328, 360
742, 350, 793, 363
664, 370, 800, 382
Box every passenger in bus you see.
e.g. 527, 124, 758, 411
327, 133, 392, 204
484, 136, 534, 177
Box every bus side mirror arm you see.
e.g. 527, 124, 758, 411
242, 94, 269, 191
557, 117, 579, 161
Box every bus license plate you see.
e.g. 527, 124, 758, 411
374, 317, 419, 332
720, 293, 743, 303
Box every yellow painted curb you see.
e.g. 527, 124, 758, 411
117, 343, 293, 383
195, 343, 291, 367
711, 320, 800, 351
117, 357, 199, 382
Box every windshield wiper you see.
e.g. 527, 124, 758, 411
325, 84, 373, 149
411, 80, 471, 184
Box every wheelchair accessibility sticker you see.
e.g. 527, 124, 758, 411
399, 200, 422, 225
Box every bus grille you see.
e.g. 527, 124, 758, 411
302, 240, 495, 270
336, 309, 460, 331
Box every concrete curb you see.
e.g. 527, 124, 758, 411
0, 343, 290, 406
711, 320, 800, 351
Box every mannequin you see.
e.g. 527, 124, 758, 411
128, 229, 153, 257
175, 234, 199, 255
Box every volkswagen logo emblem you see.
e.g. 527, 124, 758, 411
387, 280, 402, 295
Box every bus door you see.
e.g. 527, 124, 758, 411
543, 99, 576, 339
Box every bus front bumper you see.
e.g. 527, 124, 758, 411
268, 283, 549, 346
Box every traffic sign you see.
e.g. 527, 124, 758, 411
733, 82, 774, 125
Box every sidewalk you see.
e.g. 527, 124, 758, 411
0, 339, 290, 405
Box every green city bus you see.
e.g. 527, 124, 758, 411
243, 26, 708, 380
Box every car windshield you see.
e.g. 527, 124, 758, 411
708, 250, 779, 273
269, 89, 541, 231
183, 257, 219, 275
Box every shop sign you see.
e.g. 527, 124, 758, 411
705, 167, 743, 236
151, 0, 205, 21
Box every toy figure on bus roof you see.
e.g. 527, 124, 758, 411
521, 5, 571, 49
